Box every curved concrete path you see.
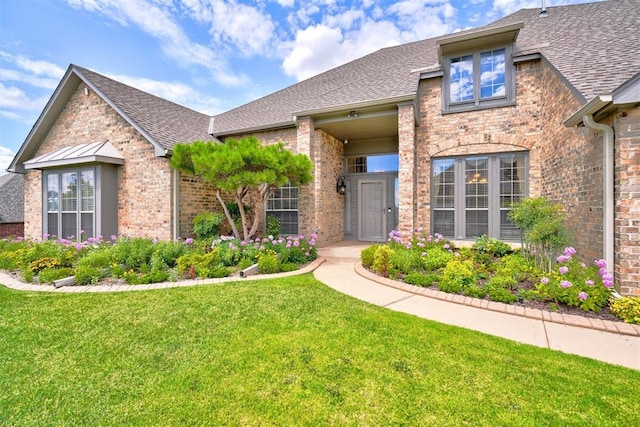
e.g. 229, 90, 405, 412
315, 243, 640, 371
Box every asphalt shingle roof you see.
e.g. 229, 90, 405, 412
74, 66, 214, 150
212, 0, 640, 135
0, 173, 24, 223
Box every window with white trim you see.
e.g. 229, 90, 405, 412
266, 183, 298, 235
45, 168, 95, 240
444, 46, 514, 112
432, 152, 527, 240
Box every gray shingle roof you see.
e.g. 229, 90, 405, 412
212, 0, 640, 135
0, 173, 24, 223
75, 66, 214, 150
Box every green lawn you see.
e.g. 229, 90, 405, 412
1, 274, 638, 426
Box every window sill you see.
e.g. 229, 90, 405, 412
442, 100, 516, 115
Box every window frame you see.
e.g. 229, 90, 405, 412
442, 44, 515, 113
43, 167, 96, 241
265, 182, 299, 235
431, 152, 528, 241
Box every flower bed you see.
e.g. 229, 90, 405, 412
0, 233, 317, 286
362, 229, 634, 323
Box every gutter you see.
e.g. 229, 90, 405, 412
173, 168, 179, 240
581, 114, 614, 273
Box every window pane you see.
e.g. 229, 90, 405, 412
433, 210, 454, 238
62, 212, 77, 240
433, 159, 455, 208
466, 210, 488, 238
450, 55, 474, 102
266, 183, 299, 235
480, 49, 506, 99
500, 210, 520, 240
347, 154, 398, 173
61, 172, 77, 212
80, 170, 95, 212
465, 158, 488, 209
47, 213, 58, 238
47, 174, 59, 212
81, 213, 94, 239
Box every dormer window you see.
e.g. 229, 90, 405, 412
436, 22, 522, 113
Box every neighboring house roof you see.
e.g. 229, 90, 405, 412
212, 0, 640, 136
0, 173, 24, 224
8, 64, 214, 173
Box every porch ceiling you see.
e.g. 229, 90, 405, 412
313, 107, 398, 142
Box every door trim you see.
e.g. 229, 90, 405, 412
357, 179, 387, 242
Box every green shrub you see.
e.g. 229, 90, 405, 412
207, 265, 230, 278
487, 274, 518, 291
266, 214, 281, 238
192, 211, 226, 240
438, 260, 475, 294
29, 257, 60, 274
487, 285, 518, 304
74, 266, 102, 285
111, 237, 156, 270
176, 250, 220, 276
38, 267, 74, 284
361, 245, 379, 268
237, 258, 255, 270
473, 235, 512, 257
463, 284, 487, 299
493, 253, 538, 281
279, 262, 299, 272
77, 249, 113, 269
391, 249, 422, 275
405, 272, 435, 287
20, 268, 34, 283
258, 251, 280, 274
610, 297, 640, 324
372, 246, 394, 278
423, 247, 455, 271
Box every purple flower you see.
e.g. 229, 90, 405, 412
602, 274, 614, 288
184, 238, 194, 245
598, 267, 608, 277
443, 243, 450, 249
594, 259, 607, 269
564, 247, 576, 257
305, 252, 310, 257
241, 241, 247, 246
578, 292, 588, 301
405, 242, 412, 249
540, 277, 549, 284
421, 252, 427, 257
585, 279, 595, 286
43, 233, 50, 239
556, 255, 570, 263
560, 280, 573, 289
559, 266, 569, 275
74, 243, 83, 250
110, 235, 117, 241
293, 240, 300, 247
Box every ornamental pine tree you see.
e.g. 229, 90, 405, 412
170, 136, 313, 241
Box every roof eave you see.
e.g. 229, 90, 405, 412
294, 94, 416, 117
212, 120, 297, 139
564, 95, 613, 127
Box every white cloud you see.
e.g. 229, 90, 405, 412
0, 145, 16, 175
107, 74, 223, 115
65, 0, 248, 87
0, 82, 50, 112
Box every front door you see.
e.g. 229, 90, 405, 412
358, 179, 387, 241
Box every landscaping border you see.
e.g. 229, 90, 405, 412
0, 258, 325, 293
355, 263, 640, 337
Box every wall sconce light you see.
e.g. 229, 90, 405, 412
336, 176, 347, 195
347, 110, 358, 118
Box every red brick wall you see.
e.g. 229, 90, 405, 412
0, 223, 24, 239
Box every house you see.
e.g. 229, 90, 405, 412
8, 0, 640, 294
0, 173, 24, 239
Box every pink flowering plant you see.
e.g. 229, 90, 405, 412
535, 247, 613, 312
214, 233, 317, 268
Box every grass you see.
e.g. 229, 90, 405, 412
1, 274, 639, 426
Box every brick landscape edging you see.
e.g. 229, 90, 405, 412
0, 258, 326, 294
354, 263, 640, 337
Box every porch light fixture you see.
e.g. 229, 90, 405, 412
336, 176, 347, 195
347, 110, 358, 118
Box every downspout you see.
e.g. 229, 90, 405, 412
581, 114, 614, 273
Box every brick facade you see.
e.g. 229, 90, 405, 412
24, 82, 175, 240
0, 223, 24, 239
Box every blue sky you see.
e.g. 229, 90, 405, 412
0, 0, 599, 174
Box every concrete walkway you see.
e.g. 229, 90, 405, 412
315, 243, 640, 371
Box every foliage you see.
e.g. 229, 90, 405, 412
170, 136, 314, 240
372, 245, 394, 278
610, 296, 640, 324
258, 250, 280, 274
438, 260, 475, 294
508, 197, 569, 271
29, 257, 60, 274
110, 237, 157, 270
360, 245, 379, 268
535, 248, 613, 312
192, 211, 226, 240
473, 235, 512, 258
38, 267, 74, 284
74, 266, 102, 285
265, 214, 281, 239
279, 262, 299, 273
423, 247, 455, 271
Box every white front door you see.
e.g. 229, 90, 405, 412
358, 179, 386, 241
